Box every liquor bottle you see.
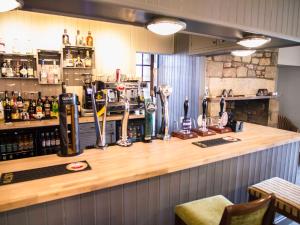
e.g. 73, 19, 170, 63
45, 132, 51, 148
4, 99, 12, 122
40, 60, 48, 84
50, 96, 58, 118
50, 131, 56, 151
41, 133, 46, 154
27, 59, 34, 78
36, 92, 43, 114
1, 60, 7, 77
16, 92, 24, 115
65, 50, 74, 67
6, 60, 13, 77
62, 29, 70, 45
55, 128, 60, 146
11, 92, 19, 120
84, 50, 92, 67
75, 51, 83, 67
44, 96, 51, 119
19, 62, 28, 78
28, 98, 36, 119
86, 31, 93, 47
52, 60, 60, 84
3, 91, 9, 107
47, 65, 54, 84
15, 60, 20, 77
75, 30, 84, 46
0, 99, 4, 122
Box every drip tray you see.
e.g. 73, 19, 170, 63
192, 137, 241, 148
0, 161, 91, 186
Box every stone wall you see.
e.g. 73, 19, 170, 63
205, 51, 279, 127
205, 51, 278, 97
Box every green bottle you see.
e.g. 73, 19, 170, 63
51, 96, 59, 118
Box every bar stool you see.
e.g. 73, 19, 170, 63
175, 194, 275, 225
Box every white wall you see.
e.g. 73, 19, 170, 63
0, 10, 174, 79
278, 46, 300, 66
278, 66, 300, 128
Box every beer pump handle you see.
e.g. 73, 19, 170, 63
62, 82, 66, 94
184, 97, 189, 119
219, 97, 225, 117
202, 98, 207, 119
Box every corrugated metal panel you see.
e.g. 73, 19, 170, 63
156, 54, 204, 132
0, 143, 299, 225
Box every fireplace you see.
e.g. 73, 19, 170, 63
207, 97, 279, 127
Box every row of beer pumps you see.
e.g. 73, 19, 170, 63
57, 75, 242, 156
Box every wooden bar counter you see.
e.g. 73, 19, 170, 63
0, 123, 299, 225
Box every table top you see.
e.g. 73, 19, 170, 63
0, 123, 299, 212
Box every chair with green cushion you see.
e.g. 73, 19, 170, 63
175, 194, 275, 225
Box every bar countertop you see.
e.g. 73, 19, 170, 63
0, 123, 300, 212
0, 114, 145, 131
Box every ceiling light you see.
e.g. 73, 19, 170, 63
231, 50, 256, 57
0, 0, 23, 13
237, 36, 271, 48
146, 18, 186, 36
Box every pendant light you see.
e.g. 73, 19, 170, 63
146, 18, 186, 36
237, 36, 271, 48
231, 50, 256, 57
0, 0, 23, 13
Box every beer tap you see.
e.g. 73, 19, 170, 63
201, 95, 208, 132
91, 82, 108, 149
116, 93, 132, 147
218, 95, 226, 129
157, 85, 172, 140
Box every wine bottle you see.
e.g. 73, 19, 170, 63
86, 31, 93, 47
4, 99, 12, 122
36, 92, 43, 114
44, 96, 51, 118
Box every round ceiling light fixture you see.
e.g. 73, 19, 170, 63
231, 50, 256, 57
237, 35, 271, 48
0, 0, 23, 13
146, 18, 186, 36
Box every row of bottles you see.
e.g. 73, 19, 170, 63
39, 128, 60, 155
0, 91, 59, 123
0, 127, 61, 161
62, 29, 93, 47
1, 59, 35, 78
40, 59, 61, 84
0, 132, 34, 161
64, 50, 92, 68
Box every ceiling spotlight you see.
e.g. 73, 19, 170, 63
146, 18, 186, 36
231, 50, 256, 57
237, 36, 271, 48
0, 0, 23, 13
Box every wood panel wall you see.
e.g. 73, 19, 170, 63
157, 54, 205, 132
99, 0, 300, 41
0, 142, 298, 225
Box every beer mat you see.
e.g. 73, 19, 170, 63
192, 136, 241, 148
0, 160, 91, 186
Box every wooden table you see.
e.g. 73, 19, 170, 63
249, 177, 300, 223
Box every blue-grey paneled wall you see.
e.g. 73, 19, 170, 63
156, 54, 205, 132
